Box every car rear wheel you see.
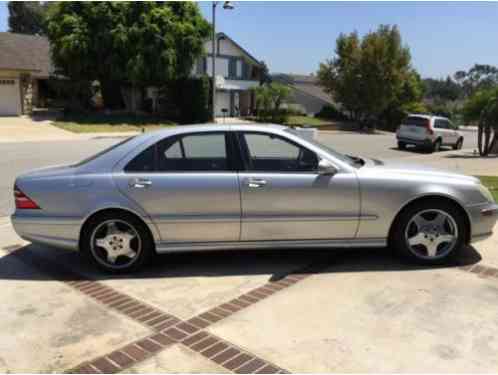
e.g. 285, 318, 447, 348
398, 141, 406, 150
81, 212, 154, 273
453, 138, 463, 150
391, 200, 466, 265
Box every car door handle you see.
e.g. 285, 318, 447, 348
129, 178, 152, 189
246, 178, 267, 188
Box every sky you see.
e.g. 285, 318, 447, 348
1, 1, 497, 78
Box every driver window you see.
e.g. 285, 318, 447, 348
242, 133, 318, 172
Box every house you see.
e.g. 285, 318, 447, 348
192, 32, 264, 117
0, 32, 52, 116
271, 73, 336, 116
0, 31, 264, 118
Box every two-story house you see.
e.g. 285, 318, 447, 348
193, 32, 264, 117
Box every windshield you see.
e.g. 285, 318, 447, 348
285, 128, 363, 167
72, 136, 136, 167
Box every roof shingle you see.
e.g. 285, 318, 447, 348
0, 32, 51, 77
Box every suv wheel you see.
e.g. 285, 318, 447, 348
432, 139, 442, 152
391, 200, 466, 265
398, 141, 406, 150
81, 212, 154, 273
453, 138, 463, 150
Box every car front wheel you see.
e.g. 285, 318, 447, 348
432, 139, 442, 152
453, 138, 463, 150
391, 200, 466, 265
81, 212, 154, 273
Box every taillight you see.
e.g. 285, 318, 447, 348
426, 120, 434, 135
14, 185, 40, 209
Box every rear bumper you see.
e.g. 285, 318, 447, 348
396, 136, 432, 147
11, 213, 80, 251
468, 203, 498, 243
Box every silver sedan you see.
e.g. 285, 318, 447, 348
11, 124, 498, 272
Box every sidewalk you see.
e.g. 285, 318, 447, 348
0, 117, 79, 143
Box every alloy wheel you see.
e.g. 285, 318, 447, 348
404, 209, 458, 260
90, 219, 142, 270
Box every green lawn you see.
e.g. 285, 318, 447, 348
284, 115, 333, 127
53, 114, 177, 133
477, 176, 498, 202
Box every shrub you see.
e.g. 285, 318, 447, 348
316, 104, 347, 120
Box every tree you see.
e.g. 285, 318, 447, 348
46, 2, 210, 110
253, 83, 291, 123
454, 64, 498, 98
8, 1, 48, 35
462, 87, 498, 155
423, 77, 462, 102
318, 25, 423, 130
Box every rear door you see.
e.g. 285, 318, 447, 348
114, 131, 242, 243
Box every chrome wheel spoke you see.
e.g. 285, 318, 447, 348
425, 240, 438, 257
429, 212, 446, 227
408, 232, 426, 247
106, 222, 119, 235
95, 238, 107, 248
413, 215, 430, 229
435, 234, 455, 246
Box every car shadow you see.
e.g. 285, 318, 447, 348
0, 242, 482, 283
445, 152, 498, 159
388, 146, 453, 154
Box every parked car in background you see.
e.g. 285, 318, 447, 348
11, 124, 497, 273
396, 114, 464, 152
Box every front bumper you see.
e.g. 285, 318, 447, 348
468, 203, 498, 243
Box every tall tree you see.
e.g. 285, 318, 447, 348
8, 1, 48, 35
46, 2, 210, 109
454, 64, 498, 98
318, 25, 423, 129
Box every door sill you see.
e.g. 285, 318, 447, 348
155, 238, 386, 253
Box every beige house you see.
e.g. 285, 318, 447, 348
192, 32, 265, 117
0, 32, 51, 116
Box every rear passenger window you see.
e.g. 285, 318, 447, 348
157, 133, 229, 172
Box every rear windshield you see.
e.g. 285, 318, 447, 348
403, 116, 429, 127
72, 137, 136, 167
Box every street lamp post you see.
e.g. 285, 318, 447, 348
211, 1, 234, 122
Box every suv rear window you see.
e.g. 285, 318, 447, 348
403, 116, 429, 127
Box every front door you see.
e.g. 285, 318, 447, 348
237, 132, 360, 241
115, 132, 241, 243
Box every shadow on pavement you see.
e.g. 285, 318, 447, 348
445, 153, 498, 159
0, 242, 482, 283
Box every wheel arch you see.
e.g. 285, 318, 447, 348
79, 207, 159, 252
388, 194, 472, 246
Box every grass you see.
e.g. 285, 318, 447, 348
477, 176, 498, 202
53, 113, 177, 133
284, 115, 333, 127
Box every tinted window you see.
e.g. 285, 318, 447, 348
404, 116, 429, 127
434, 119, 448, 129
242, 133, 318, 172
157, 133, 229, 171
124, 145, 155, 172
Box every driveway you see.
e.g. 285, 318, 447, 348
1, 218, 498, 372
0, 116, 78, 143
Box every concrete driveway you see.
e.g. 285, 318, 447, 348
0, 116, 78, 143
1, 216, 498, 372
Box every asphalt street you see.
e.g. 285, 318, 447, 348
0, 130, 478, 217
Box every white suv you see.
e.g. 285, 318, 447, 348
396, 114, 464, 152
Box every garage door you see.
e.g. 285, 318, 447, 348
0, 79, 21, 116
215, 91, 231, 117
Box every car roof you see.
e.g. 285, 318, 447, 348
407, 114, 449, 121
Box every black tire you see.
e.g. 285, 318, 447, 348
398, 141, 406, 150
453, 137, 463, 150
432, 139, 442, 153
390, 200, 467, 265
80, 211, 154, 273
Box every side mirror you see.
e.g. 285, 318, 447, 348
317, 159, 338, 175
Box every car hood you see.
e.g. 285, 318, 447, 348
362, 158, 479, 184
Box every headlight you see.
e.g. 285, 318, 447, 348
478, 184, 495, 203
